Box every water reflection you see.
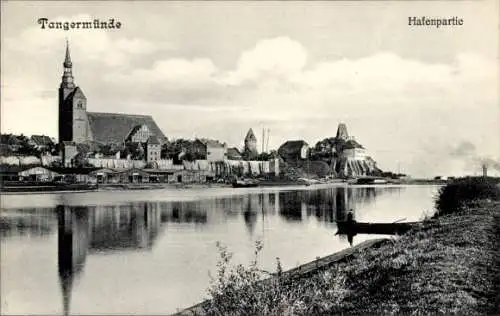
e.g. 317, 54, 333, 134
0, 208, 56, 238
57, 206, 88, 316
1, 185, 420, 315
1, 187, 392, 240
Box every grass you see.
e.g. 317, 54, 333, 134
194, 177, 500, 315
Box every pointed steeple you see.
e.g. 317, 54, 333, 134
64, 40, 72, 68
61, 40, 75, 90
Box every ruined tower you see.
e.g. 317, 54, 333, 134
336, 123, 349, 141
244, 128, 258, 154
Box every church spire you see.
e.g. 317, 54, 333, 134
64, 40, 72, 68
61, 40, 75, 89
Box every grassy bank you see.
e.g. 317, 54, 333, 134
192, 177, 500, 315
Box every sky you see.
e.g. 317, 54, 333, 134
1, 1, 499, 177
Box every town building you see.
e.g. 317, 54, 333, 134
58, 41, 166, 146
29, 135, 54, 151
18, 166, 59, 182
342, 138, 366, 160
278, 140, 309, 161
61, 141, 78, 167
145, 136, 161, 163
191, 139, 227, 162
226, 147, 243, 160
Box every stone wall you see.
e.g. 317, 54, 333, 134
87, 158, 146, 169
0, 155, 42, 166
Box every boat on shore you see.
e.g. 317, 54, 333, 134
232, 178, 260, 188
0, 181, 98, 194
259, 179, 310, 187
347, 177, 389, 185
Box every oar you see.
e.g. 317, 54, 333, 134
392, 218, 406, 223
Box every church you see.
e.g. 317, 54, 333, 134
58, 42, 166, 148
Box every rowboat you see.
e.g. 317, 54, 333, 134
1, 181, 98, 193
336, 220, 419, 235
232, 179, 260, 188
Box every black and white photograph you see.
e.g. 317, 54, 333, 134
1, 1, 499, 315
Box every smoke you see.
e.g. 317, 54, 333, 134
449, 141, 500, 173
479, 157, 500, 172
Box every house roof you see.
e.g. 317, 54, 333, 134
0, 165, 37, 174
147, 135, 161, 145
344, 139, 364, 149
30, 135, 53, 146
0, 134, 21, 145
46, 166, 100, 174
196, 138, 225, 148
278, 140, 309, 155
87, 112, 166, 144
226, 147, 242, 159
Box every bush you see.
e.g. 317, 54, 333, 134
202, 241, 349, 316
435, 177, 500, 216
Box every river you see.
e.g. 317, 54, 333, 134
0, 184, 440, 315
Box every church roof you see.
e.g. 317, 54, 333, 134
147, 135, 161, 145
87, 112, 166, 144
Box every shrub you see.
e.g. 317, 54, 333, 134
202, 241, 349, 316
435, 177, 500, 216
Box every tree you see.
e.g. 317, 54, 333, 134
17, 142, 38, 157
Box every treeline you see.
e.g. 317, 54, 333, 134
0, 134, 58, 157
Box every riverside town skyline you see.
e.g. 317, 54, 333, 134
1, 1, 499, 178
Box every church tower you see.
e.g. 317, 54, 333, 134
58, 41, 90, 144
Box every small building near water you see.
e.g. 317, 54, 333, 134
18, 166, 60, 182
1, 165, 59, 182
112, 168, 150, 183
89, 168, 117, 184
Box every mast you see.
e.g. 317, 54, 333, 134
266, 129, 270, 152
262, 128, 265, 153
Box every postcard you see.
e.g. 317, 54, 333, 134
1, 1, 499, 315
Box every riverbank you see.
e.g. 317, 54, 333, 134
179, 199, 499, 315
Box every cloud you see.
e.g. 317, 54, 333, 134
220, 37, 308, 85
1, 33, 498, 177
449, 141, 476, 157
447, 140, 500, 175
4, 13, 173, 68
105, 58, 218, 84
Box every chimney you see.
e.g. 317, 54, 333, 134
482, 163, 488, 178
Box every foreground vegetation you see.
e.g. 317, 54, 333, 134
192, 177, 500, 315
